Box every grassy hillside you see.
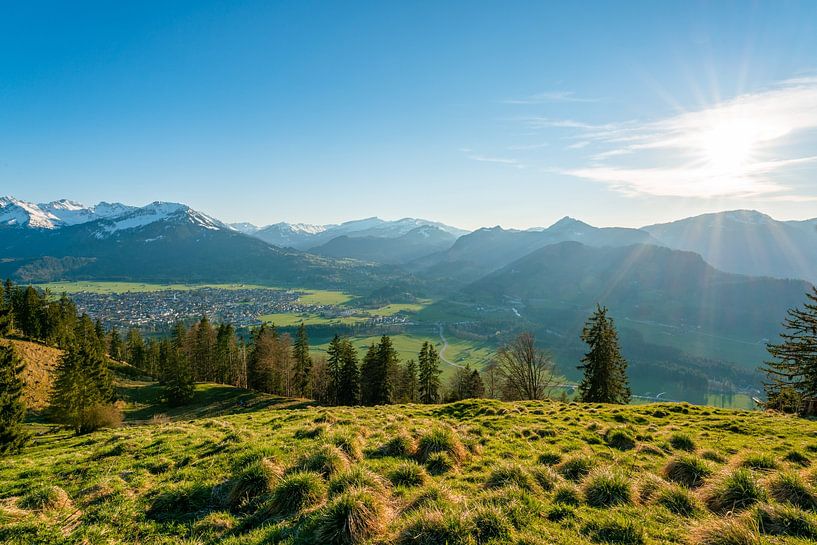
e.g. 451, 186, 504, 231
3, 389, 817, 545
0, 338, 62, 410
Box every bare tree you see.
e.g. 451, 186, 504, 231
495, 332, 557, 400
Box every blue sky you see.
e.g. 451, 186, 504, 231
2, 1, 817, 229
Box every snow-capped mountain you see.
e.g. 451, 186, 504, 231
0, 196, 61, 228
0, 196, 136, 229
92, 202, 230, 237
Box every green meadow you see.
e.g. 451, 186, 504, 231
3, 380, 817, 545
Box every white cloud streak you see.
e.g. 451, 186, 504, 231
560, 78, 817, 199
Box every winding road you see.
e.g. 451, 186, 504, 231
437, 324, 465, 369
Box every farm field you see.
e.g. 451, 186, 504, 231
3, 386, 817, 545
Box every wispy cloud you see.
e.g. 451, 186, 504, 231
504, 91, 600, 104
559, 78, 817, 198
461, 148, 525, 168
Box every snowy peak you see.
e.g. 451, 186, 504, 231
39, 199, 136, 226
0, 196, 60, 228
95, 201, 230, 235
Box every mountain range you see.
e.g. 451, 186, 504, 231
2, 195, 816, 286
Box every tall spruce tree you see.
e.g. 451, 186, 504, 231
161, 323, 195, 405
326, 335, 344, 404
418, 341, 442, 404
336, 339, 360, 405
292, 323, 312, 397
0, 345, 28, 454
108, 327, 123, 361
51, 340, 113, 433
577, 305, 631, 404
763, 287, 817, 412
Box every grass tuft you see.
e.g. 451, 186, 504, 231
557, 454, 595, 482
605, 429, 636, 451
380, 431, 418, 458
753, 502, 817, 537
582, 512, 645, 544
669, 432, 696, 452
654, 484, 699, 516
331, 431, 364, 461
328, 467, 388, 497
226, 458, 283, 509
425, 451, 456, 475
468, 504, 513, 544
296, 444, 350, 477
704, 468, 767, 514
416, 427, 467, 465
739, 453, 778, 471
692, 517, 760, 545
582, 468, 632, 508
389, 461, 430, 488
662, 455, 712, 488
766, 471, 817, 511
486, 463, 538, 492
262, 471, 326, 517
18, 484, 72, 511
395, 508, 473, 545
553, 483, 582, 506
313, 487, 391, 545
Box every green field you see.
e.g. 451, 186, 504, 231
259, 312, 371, 327
35, 281, 283, 294
4, 381, 817, 545
312, 332, 495, 377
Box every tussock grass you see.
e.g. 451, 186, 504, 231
296, 444, 350, 477
425, 451, 456, 475
389, 461, 430, 488
395, 508, 473, 545
704, 468, 767, 514
669, 432, 696, 452
262, 471, 326, 517
662, 455, 712, 488
226, 457, 283, 509
18, 485, 71, 511
783, 449, 810, 466
536, 451, 562, 466
692, 517, 760, 545
753, 502, 817, 537
582, 512, 645, 544
416, 427, 467, 465
313, 487, 391, 545
766, 471, 817, 510
556, 454, 595, 482
654, 484, 700, 516
328, 467, 388, 497
605, 428, 636, 451
468, 503, 513, 543
486, 463, 538, 492
379, 430, 417, 458
553, 483, 582, 505
331, 431, 364, 461
739, 453, 778, 471
582, 468, 632, 508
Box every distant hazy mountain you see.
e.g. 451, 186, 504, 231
252, 216, 468, 250
0, 201, 376, 287
643, 210, 817, 283
253, 222, 330, 248
312, 225, 457, 264
463, 241, 812, 340
412, 217, 659, 283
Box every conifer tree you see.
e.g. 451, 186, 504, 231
292, 322, 312, 397
126, 328, 147, 372
108, 327, 123, 361
336, 339, 360, 405
360, 344, 380, 405
0, 345, 28, 454
18, 286, 42, 339
51, 340, 113, 433
161, 339, 195, 406
577, 305, 631, 404
396, 359, 418, 403
326, 334, 344, 404
418, 341, 442, 404
763, 288, 817, 411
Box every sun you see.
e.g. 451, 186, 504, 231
697, 118, 759, 173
